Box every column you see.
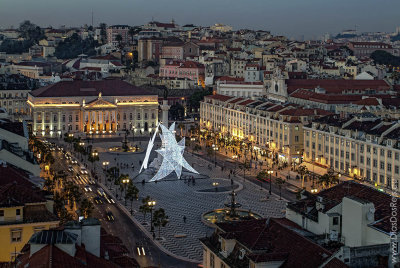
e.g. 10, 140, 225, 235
58, 111, 61, 134
41, 111, 45, 135
33, 112, 37, 133
160, 100, 170, 127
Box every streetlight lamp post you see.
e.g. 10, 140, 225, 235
212, 144, 218, 167
102, 161, 109, 171
267, 170, 273, 196
122, 177, 130, 206
212, 182, 219, 192
148, 200, 156, 235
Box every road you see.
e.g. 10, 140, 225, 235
51, 145, 199, 268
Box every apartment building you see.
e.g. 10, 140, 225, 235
286, 181, 397, 267
106, 25, 130, 46
0, 165, 59, 262
200, 94, 331, 165
303, 113, 400, 193
200, 218, 346, 268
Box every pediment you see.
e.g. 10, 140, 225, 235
85, 98, 116, 108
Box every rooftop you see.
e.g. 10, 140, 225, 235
30, 80, 156, 98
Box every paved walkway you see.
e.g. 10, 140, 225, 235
87, 141, 286, 262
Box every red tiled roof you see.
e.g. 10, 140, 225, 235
286, 79, 390, 94
237, 99, 255, 106
30, 80, 155, 97
90, 54, 120, 61
0, 166, 33, 188
19, 244, 119, 268
216, 76, 245, 82
205, 94, 233, 102
228, 98, 244, 104
354, 97, 380, 106
216, 218, 347, 267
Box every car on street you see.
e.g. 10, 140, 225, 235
106, 211, 114, 221
136, 243, 146, 256
97, 188, 105, 197
68, 165, 73, 172
84, 185, 92, 192
94, 196, 103, 204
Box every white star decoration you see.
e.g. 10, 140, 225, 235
149, 123, 199, 182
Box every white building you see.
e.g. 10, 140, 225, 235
216, 80, 266, 98
28, 80, 159, 137
286, 181, 397, 267
303, 113, 400, 194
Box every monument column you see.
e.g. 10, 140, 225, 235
160, 100, 170, 127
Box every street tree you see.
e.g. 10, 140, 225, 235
152, 208, 169, 239
276, 178, 285, 200
80, 198, 94, 218
139, 196, 152, 224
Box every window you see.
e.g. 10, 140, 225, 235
360, 156, 364, 164
306, 141, 309, 147
380, 149, 385, 156
75, 114, 79, 122
345, 152, 349, 159
333, 217, 339, 225
0, 210, 4, 220
62, 115, 65, 122
351, 153, 355, 161
210, 253, 215, 268
380, 161, 385, 170
388, 151, 392, 158
69, 115, 72, 122
380, 175, 384, 183
388, 163, 392, 172
295, 136, 299, 142
396, 166, 399, 174
367, 146, 371, 153
396, 153, 399, 160
373, 160, 377, 168
137, 113, 141, 120
373, 148, 377, 155
16, 209, 20, 216
11, 229, 22, 243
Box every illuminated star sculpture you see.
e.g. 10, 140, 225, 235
149, 123, 198, 182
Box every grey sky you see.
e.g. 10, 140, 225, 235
0, 0, 399, 38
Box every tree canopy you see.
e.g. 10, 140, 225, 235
54, 33, 98, 59
371, 50, 400, 67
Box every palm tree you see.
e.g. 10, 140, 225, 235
239, 160, 251, 182
106, 167, 119, 189
276, 178, 285, 200
153, 208, 169, 239
80, 198, 94, 218
126, 182, 139, 214
139, 196, 152, 224
298, 165, 309, 188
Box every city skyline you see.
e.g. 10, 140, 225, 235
0, 0, 399, 39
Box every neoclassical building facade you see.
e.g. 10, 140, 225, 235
28, 80, 159, 137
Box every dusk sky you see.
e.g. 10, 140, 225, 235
1, 0, 399, 38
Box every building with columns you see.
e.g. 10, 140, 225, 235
28, 80, 159, 137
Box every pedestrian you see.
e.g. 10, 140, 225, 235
276, 171, 278, 177
153, 232, 156, 240
183, 216, 186, 223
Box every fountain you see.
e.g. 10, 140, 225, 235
107, 130, 140, 154
202, 190, 262, 226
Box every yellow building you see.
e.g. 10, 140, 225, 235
0, 165, 59, 263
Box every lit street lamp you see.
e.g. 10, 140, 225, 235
212, 182, 219, 192
122, 177, 130, 206
102, 161, 109, 171
212, 144, 218, 167
267, 170, 273, 195
148, 200, 156, 234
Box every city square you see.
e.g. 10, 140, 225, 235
77, 136, 287, 261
